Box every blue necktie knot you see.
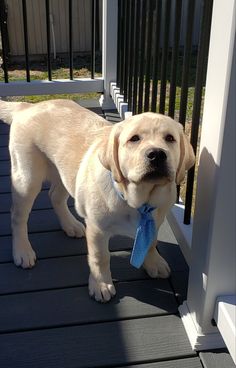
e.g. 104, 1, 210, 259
138, 204, 156, 217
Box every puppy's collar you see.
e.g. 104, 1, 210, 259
110, 173, 125, 201
110, 173, 158, 268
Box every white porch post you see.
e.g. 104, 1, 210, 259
99, 0, 118, 110
179, 0, 236, 359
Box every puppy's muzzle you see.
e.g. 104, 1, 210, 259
145, 148, 167, 168
142, 148, 169, 181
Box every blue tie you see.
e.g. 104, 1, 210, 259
130, 204, 157, 269
109, 174, 157, 269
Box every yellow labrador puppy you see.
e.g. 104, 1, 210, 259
0, 99, 195, 302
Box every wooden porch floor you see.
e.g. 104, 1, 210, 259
0, 100, 234, 368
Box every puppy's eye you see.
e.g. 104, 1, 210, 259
129, 135, 140, 142
165, 134, 175, 143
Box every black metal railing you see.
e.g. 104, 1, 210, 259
117, 0, 213, 224
0, 0, 99, 83
0, 0, 9, 83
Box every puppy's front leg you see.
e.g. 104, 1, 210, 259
86, 223, 116, 302
143, 241, 171, 279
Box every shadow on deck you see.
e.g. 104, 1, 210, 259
0, 100, 233, 368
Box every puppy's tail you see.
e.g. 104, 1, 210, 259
0, 99, 31, 125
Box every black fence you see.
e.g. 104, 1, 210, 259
0, 0, 100, 82
117, 0, 213, 224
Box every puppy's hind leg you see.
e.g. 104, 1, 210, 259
49, 178, 85, 238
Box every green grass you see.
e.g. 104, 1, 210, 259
0, 54, 102, 83
6, 92, 101, 104
1, 56, 102, 103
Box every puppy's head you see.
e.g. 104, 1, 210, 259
99, 112, 195, 188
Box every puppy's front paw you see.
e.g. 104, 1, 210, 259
13, 242, 36, 269
88, 274, 116, 303
143, 253, 171, 279
62, 218, 85, 238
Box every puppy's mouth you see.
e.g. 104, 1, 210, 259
138, 148, 174, 184
141, 167, 172, 183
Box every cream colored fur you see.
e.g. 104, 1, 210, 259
0, 99, 195, 302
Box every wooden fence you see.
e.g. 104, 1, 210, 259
3, 0, 102, 58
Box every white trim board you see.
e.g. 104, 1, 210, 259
214, 295, 236, 364
0, 78, 104, 97
179, 301, 226, 351
167, 201, 193, 265
110, 82, 128, 119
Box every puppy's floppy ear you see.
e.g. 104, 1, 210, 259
98, 122, 124, 183
176, 126, 195, 184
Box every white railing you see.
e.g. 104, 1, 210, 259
0, 78, 104, 97
178, 0, 236, 362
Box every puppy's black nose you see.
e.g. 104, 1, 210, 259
146, 148, 167, 166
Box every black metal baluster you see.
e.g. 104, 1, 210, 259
132, 0, 141, 114
69, 0, 73, 80
159, 0, 171, 114
176, 0, 195, 202
0, 0, 9, 83
45, 0, 52, 81
179, 0, 195, 126
144, 0, 155, 112
151, 0, 162, 112
116, 0, 122, 87
168, 0, 182, 118
137, 0, 147, 113
95, 0, 100, 51
123, 1, 130, 102
127, 0, 135, 111
22, 0, 30, 82
91, 0, 96, 79
184, 0, 213, 224
120, 0, 126, 95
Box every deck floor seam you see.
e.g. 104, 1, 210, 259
0, 312, 178, 336
0, 276, 167, 297
100, 355, 200, 368
0, 249, 134, 264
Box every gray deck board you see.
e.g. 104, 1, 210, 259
0, 207, 82, 235
0, 189, 74, 213
0, 134, 9, 146
115, 357, 203, 368
0, 279, 177, 333
0, 175, 13, 192
0, 241, 189, 296
0, 122, 10, 134
0, 233, 134, 263
158, 242, 188, 272
0, 251, 151, 295
0, 145, 9, 159
0, 231, 180, 265
170, 271, 189, 304
0, 159, 10, 176
0, 315, 195, 368
200, 350, 236, 368
0, 208, 61, 235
